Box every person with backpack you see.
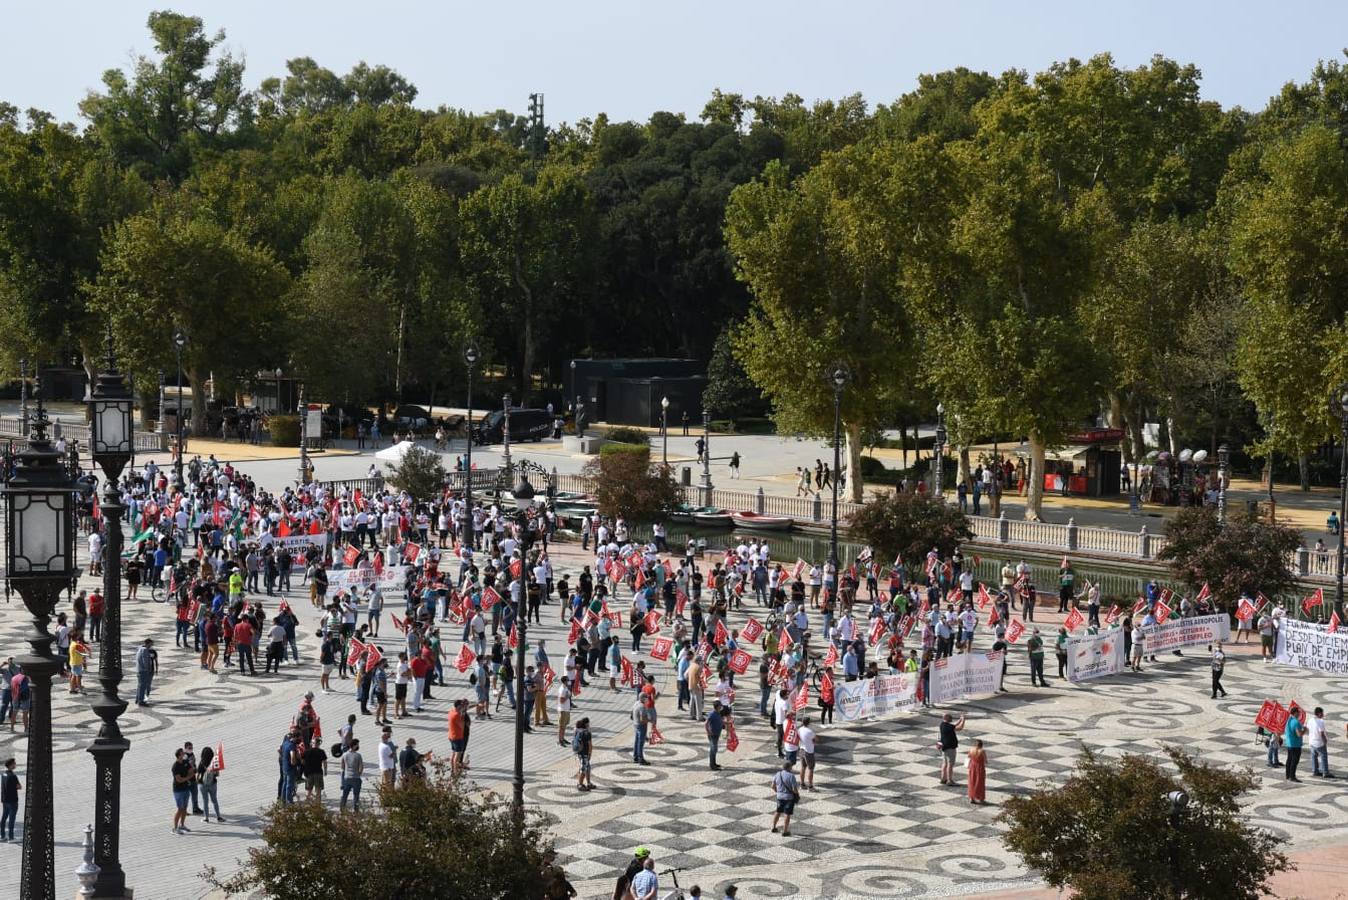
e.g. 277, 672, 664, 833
197, 746, 223, 823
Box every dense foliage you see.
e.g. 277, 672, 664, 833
1157, 506, 1301, 606
4, 12, 1348, 518
585, 443, 681, 521
1000, 747, 1290, 900
205, 765, 567, 900
384, 445, 446, 502
849, 491, 973, 568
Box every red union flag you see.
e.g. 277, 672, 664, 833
675, 590, 689, 616
1155, 600, 1173, 625
620, 656, 635, 686
649, 723, 665, 745
868, 616, 886, 645
346, 638, 366, 669
741, 617, 764, 643
948, 588, 964, 606
401, 543, 421, 564
725, 719, 739, 752
581, 609, 600, 629
634, 568, 647, 591
608, 612, 623, 628
820, 669, 835, 704
644, 610, 662, 635
777, 628, 794, 651
1064, 607, 1085, 631
1104, 605, 1120, 626
481, 587, 501, 611
1005, 619, 1026, 643
539, 664, 555, 693
606, 560, 623, 583
567, 619, 582, 644
792, 558, 808, 581
793, 683, 810, 710
1254, 699, 1290, 733
510, 558, 522, 579
725, 647, 750, 675
977, 585, 993, 610
1159, 587, 1174, 606
822, 644, 838, 667
1194, 582, 1211, 605
1132, 596, 1147, 616
1236, 597, 1257, 623
343, 544, 360, 567
987, 605, 1000, 626
713, 619, 730, 646
454, 645, 476, 673
783, 717, 799, 747
649, 637, 673, 661
1332, 611, 1343, 635
364, 643, 384, 672
508, 623, 518, 649
1256, 592, 1272, 613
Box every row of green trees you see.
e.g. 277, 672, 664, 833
3, 12, 1348, 516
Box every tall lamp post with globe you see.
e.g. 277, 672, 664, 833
1332, 383, 1348, 619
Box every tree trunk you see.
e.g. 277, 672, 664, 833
913, 424, 921, 462
846, 421, 864, 503
190, 367, 205, 437
899, 418, 909, 469
959, 445, 972, 493
1108, 391, 1125, 456
1025, 429, 1047, 521
394, 304, 406, 404
1299, 452, 1311, 492
1164, 416, 1177, 456
80, 345, 98, 423
136, 381, 154, 431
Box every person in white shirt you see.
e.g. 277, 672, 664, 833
556, 679, 573, 747
1310, 706, 1332, 778
377, 729, 397, 788
797, 719, 818, 789
88, 531, 104, 576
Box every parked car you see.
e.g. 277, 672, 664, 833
393, 404, 431, 430
473, 408, 552, 445
322, 404, 375, 433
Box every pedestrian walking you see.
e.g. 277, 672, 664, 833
1210, 642, 1228, 698
797, 718, 817, 790
770, 760, 800, 836
135, 638, 157, 706
631, 696, 651, 765
339, 739, 365, 811
197, 746, 223, 822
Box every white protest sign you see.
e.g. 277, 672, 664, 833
929, 650, 1003, 706
326, 565, 410, 593
272, 533, 329, 553
1140, 613, 1229, 654
833, 672, 919, 722
1276, 618, 1348, 675
1065, 630, 1126, 682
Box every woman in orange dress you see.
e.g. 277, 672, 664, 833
967, 739, 987, 804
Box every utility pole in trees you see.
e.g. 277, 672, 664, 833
527, 93, 546, 158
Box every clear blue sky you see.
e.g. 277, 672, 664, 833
6, 1, 1347, 127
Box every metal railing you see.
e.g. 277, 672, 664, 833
0, 414, 168, 451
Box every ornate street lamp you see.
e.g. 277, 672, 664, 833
5, 378, 80, 900
510, 472, 536, 830
172, 331, 186, 488
700, 410, 713, 506
1216, 443, 1230, 527
463, 345, 479, 549
19, 356, 29, 435
934, 403, 947, 501
1332, 384, 1348, 618
829, 367, 848, 574
86, 327, 135, 897
274, 367, 283, 415
502, 394, 513, 474
297, 382, 309, 485
660, 396, 670, 468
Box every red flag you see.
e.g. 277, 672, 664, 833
1255, 699, 1291, 733
644, 610, 662, 635
1132, 597, 1147, 616
1155, 600, 1173, 625
1104, 605, 1120, 626
508, 623, 519, 649
728, 648, 752, 674
778, 628, 794, 651
675, 590, 688, 617
346, 638, 367, 669
343, 544, 360, 567
948, 587, 964, 606
606, 560, 623, 583
1236, 597, 1257, 622
373, 553, 384, 576
353, 488, 364, 510
481, 587, 501, 612
213, 742, 226, 771
977, 585, 993, 610
539, 664, 556, 693
581, 608, 600, 630
212, 500, 225, 526
276, 517, 291, 537
987, 605, 1000, 626
649, 723, 665, 745
1006, 619, 1026, 643
868, 616, 886, 645
308, 518, 323, 536
391, 614, 408, 633
1195, 582, 1211, 605
649, 637, 673, 661
620, 656, 635, 686
822, 644, 838, 667
402, 543, 421, 564
713, 619, 729, 646
364, 643, 384, 672
725, 720, 739, 752
567, 619, 582, 644
1332, 611, 1342, 635
510, 558, 522, 579
1256, 592, 1272, 613
634, 569, 647, 591
741, 617, 764, 643
820, 669, 835, 704
607, 611, 623, 628
1064, 607, 1085, 631
663, 559, 676, 578
792, 558, 807, 581
792, 684, 810, 711
782, 717, 798, 747
453, 645, 476, 673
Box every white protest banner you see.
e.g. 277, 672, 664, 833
929, 650, 1003, 706
1139, 613, 1230, 654
834, 672, 919, 722
326, 565, 409, 593
272, 533, 329, 553
1065, 630, 1125, 682
1276, 618, 1348, 675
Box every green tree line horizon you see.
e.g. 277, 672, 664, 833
3, 10, 1347, 516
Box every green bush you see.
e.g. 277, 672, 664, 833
600, 442, 649, 458
269, 415, 300, 447
603, 426, 649, 445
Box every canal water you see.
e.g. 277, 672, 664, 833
618, 523, 1189, 605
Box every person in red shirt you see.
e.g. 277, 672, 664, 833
87, 591, 105, 643
409, 654, 431, 712
233, 619, 256, 675
447, 699, 468, 777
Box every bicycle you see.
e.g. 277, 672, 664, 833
659, 867, 688, 900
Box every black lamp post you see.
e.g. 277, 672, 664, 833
829, 367, 847, 573
5, 378, 79, 900
87, 327, 135, 898
1332, 384, 1348, 619
19, 356, 29, 435
463, 345, 479, 548
510, 472, 536, 830
298, 382, 309, 485
502, 394, 513, 474
934, 402, 947, 501
569, 360, 576, 416
660, 396, 669, 468
274, 367, 283, 416
1216, 443, 1230, 527
172, 330, 186, 488
700, 410, 713, 506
